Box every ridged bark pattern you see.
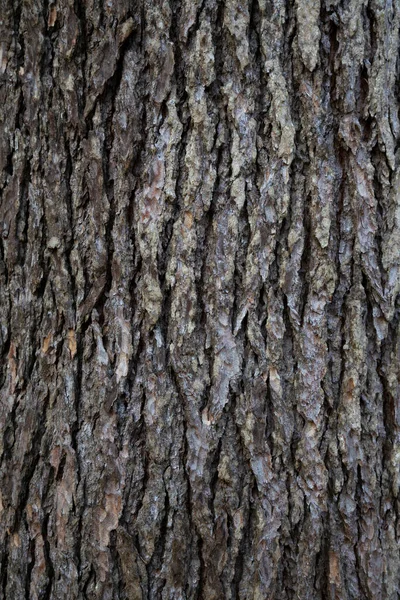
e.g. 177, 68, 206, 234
0, 0, 399, 598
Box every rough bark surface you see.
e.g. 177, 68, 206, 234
0, 0, 400, 598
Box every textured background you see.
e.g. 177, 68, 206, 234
0, 0, 400, 598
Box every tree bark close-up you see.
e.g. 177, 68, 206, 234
1, 0, 400, 598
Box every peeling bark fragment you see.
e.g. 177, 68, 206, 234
296, 0, 321, 71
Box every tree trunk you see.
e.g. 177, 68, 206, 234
0, 0, 399, 598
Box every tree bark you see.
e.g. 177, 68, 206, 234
0, 0, 399, 598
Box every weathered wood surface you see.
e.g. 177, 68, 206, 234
0, 0, 399, 598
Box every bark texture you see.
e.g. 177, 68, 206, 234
0, 0, 400, 598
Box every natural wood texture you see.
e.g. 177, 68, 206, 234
0, 0, 399, 598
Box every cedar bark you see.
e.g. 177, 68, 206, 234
0, 0, 399, 598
